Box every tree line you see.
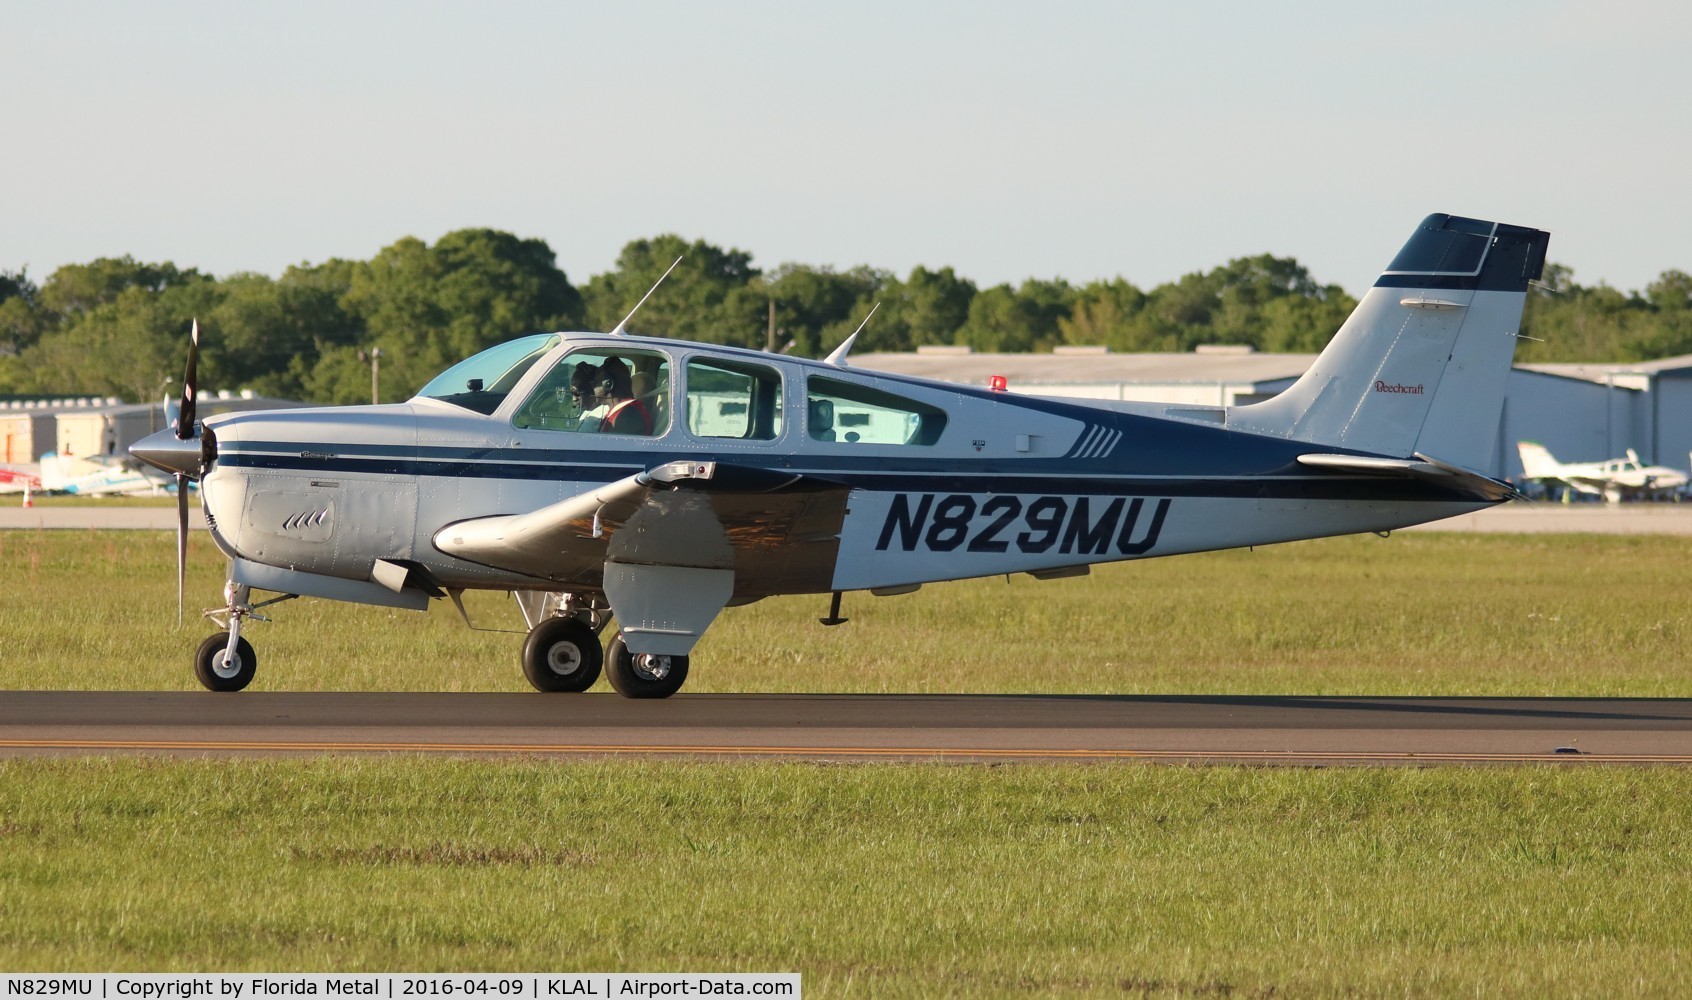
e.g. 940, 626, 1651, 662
1, 229, 1687, 405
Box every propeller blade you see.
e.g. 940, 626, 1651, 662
176, 473, 189, 627
176, 320, 200, 440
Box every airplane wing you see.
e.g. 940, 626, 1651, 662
1297, 452, 1524, 502
1550, 475, 1607, 496
434, 460, 851, 596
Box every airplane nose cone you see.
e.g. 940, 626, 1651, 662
130, 427, 212, 477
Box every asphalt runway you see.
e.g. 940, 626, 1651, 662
5, 505, 1690, 765
2, 692, 1689, 764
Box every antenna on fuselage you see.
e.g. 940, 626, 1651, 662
609, 255, 684, 337
823, 301, 880, 367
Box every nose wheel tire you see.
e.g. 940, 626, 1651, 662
605, 632, 688, 699
194, 632, 257, 692
521, 617, 604, 692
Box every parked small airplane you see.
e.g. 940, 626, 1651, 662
132, 213, 1549, 697
0, 464, 41, 494
38, 452, 175, 496
1516, 441, 1688, 502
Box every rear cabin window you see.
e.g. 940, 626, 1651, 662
806, 376, 947, 446
512, 348, 670, 436
685, 359, 783, 440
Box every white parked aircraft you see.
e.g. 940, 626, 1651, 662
38, 452, 175, 496
132, 213, 1549, 697
1516, 441, 1688, 502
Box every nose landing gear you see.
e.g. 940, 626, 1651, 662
193, 581, 295, 692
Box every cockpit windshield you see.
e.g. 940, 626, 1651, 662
415, 334, 561, 414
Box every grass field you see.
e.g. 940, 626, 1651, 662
3, 528, 1691, 993
1, 528, 1689, 695
2, 757, 1690, 997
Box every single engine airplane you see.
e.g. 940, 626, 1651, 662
39, 451, 175, 496
132, 213, 1549, 697
1516, 441, 1688, 502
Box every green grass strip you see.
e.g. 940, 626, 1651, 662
2, 530, 1690, 696
1, 757, 1689, 997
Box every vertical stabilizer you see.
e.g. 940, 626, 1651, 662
1231, 214, 1549, 472
1516, 441, 1563, 480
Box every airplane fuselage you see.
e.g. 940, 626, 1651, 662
198, 333, 1489, 608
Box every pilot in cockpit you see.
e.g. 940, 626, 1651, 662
569, 357, 652, 435
594, 357, 654, 435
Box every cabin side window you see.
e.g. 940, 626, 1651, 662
805, 376, 948, 446
512, 349, 670, 436
684, 359, 783, 441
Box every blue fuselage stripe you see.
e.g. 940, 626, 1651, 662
217, 449, 1478, 502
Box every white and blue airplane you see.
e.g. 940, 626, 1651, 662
132, 213, 1549, 697
1516, 441, 1688, 502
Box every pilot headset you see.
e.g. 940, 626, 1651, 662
569, 363, 601, 403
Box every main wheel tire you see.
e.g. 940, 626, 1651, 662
194, 632, 256, 692
521, 617, 603, 692
605, 632, 688, 699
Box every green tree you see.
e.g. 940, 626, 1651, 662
0, 268, 46, 356
37, 256, 203, 318
15, 277, 221, 402
760, 264, 887, 358
205, 260, 364, 400
1058, 279, 1149, 350
336, 229, 581, 401
581, 235, 763, 346
846, 266, 976, 353
956, 278, 1073, 353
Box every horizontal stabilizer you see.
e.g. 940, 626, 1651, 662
1298, 452, 1523, 502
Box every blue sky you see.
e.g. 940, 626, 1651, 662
4, 1, 1687, 299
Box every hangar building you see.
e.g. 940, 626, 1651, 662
3, 391, 302, 465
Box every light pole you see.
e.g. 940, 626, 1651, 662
358, 348, 383, 404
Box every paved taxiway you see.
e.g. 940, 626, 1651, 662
2, 692, 1690, 764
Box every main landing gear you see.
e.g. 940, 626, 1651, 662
521, 616, 603, 692
516, 592, 689, 698
604, 633, 688, 699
